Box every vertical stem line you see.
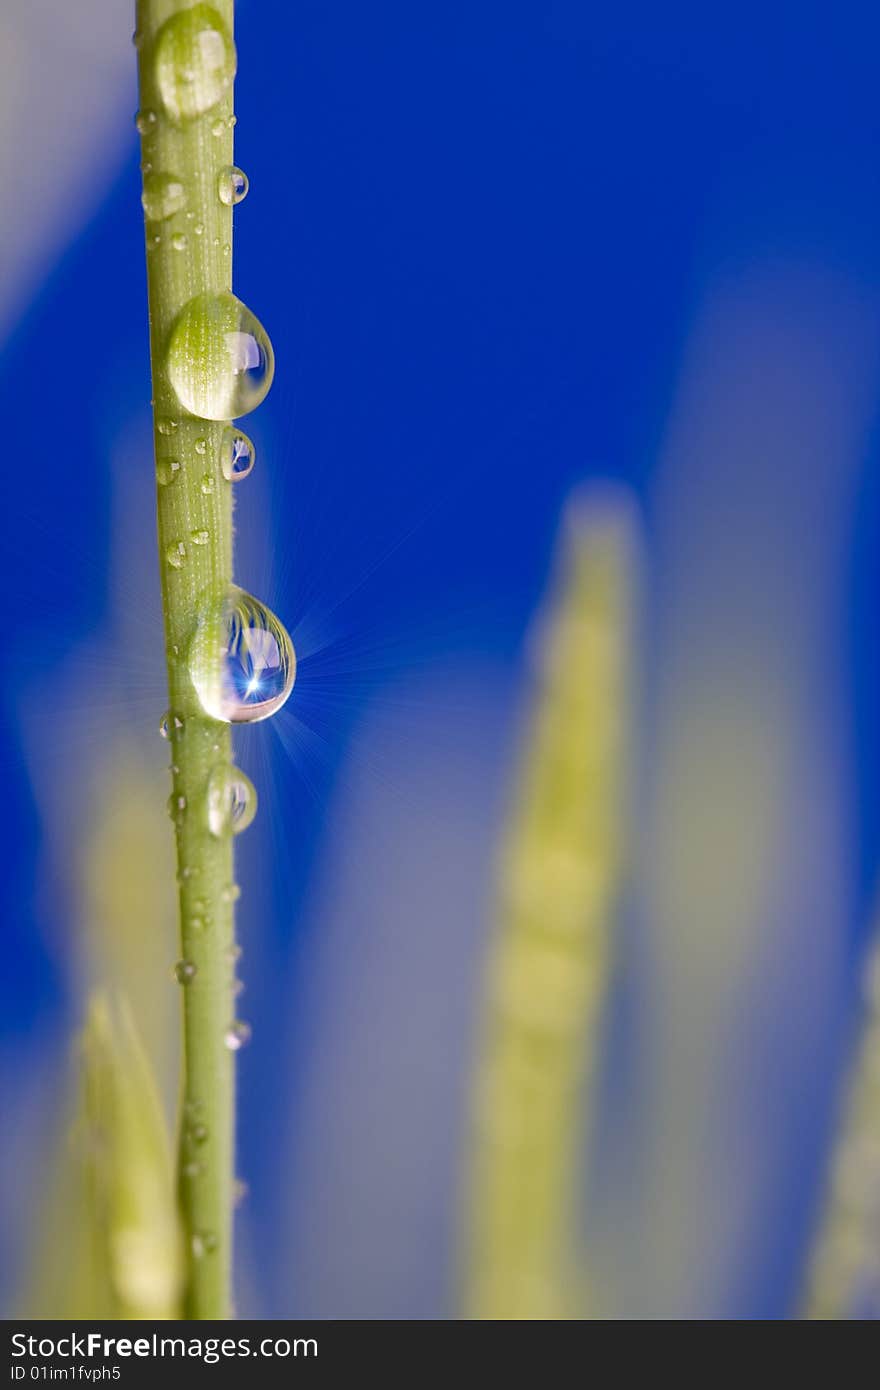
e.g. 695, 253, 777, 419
135, 0, 237, 1319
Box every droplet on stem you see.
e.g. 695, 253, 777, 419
189, 585, 296, 723
165, 292, 274, 420
207, 765, 257, 837
154, 5, 236, 123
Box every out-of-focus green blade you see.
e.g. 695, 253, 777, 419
462, 491, 635, 1319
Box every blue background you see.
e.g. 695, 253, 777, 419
3, 0, 880, 1318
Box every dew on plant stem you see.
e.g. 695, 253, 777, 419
224, 1020, 251, 1051
221, 882, 242, 904
142, 172, 187, 222
156, 458, 180, 485
201, 472, 216, 494
220, 428, 255, 481
165, 292, 274, 420
167, 792, 187, 822
157, 417, 179, 436
135, 108, 157, 135
189, 585, 296, 723
174, 959, 197, 985
190, 1123, 208, 1145
154, 5, 236, 124
194, 436, 207, 455
218, 166, 248, 206
182, 1161, 201, 1178
158, 711, 183, 740
191, 1231, 217, 1258
191, 528, 210, 546
207, 765, 257, 837
171, 232, 188, 252
166, 540, 187, 569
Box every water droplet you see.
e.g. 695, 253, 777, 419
141, 171, 187, 222
166, 540, 187, 569
217, 165, 248, 206
182, 1161, 201, 1178
221, 882, 242, 903
207, 765, 257, 837
154, 5, 236, 123
190, 1123, 208, 1145
211, 117, 226, 138
189, 916, 205, 933
194, 221, 205, 236
135, 108, 157, 135
189, 585, 296, 723
174, 959, 197, 984
156, 458, 181, 486
190, 528, 210, 546
201, 472, 216, 494
157, 417, 179, 436
224, 1020, 251, 1051
159, 710, 183, 739
194, 436, 207, 455
193, 898, 207, 914
222, 242, 231, 257
166, 292, 274, 420
220, 428, 255, 481
171, 231, 188, 251
191, 1231, 217, 1258
167, 792, 187, 821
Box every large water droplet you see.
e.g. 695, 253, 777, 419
174, 959, 198, 985
206, 765, 257, 837
142, 172, 187, 221
154, 5, 236, 123
220, 427, 255, 481
189, 585, 296, 723
218, 166, 248, 206
165, 292, 274, 420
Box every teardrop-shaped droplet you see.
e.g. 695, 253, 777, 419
142, 171, 187, 222
154, 5, 236, 123
189, 585, 296, 723
206, 764, 257, 837
135, 108, 157, 136
165, 292, 274, 420
174, 959, 198, 985
220, 427, 255, 481
156, 458, 181, 486
218, 165, 248, 206
224, 1020, 251, 1051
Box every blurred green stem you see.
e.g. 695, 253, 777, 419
135, 0, 237, 1318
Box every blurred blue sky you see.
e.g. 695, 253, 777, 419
3, 0, 880, 1318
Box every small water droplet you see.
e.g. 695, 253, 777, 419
156, 457, 181, 486
207, 765, 257, 837
171, 231, 188, 251
135, 108, 157, 135
224, 1020, 251, 1051
142, 172, 187, 222
189, 916, 205, 932
190, 528, 210, 546
221, 882, 242, 903
190, 1122, 208, 1146
194, 221, 205, 236
194, 436, 207, 455
217, 165, 248, 206
166, 540, 187, 569
154, 5, 236, 123
201, 472, 216, 494
211, 117, 226, 137
174, 959, 198, 984
157, 417, 179, 436
182, 1161, 201, 1178
193, 897, 207, 914
166, 292, 274, 419
148, 234, 161, 252
191, 1231, 218, 1258
222, 242, 231, 257
220, 428, 255, 481
178, 866, 193, 883
189, 585, 296, 723
167, 792, 187, 821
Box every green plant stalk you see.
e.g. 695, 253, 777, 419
135, 0, 237, 1319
